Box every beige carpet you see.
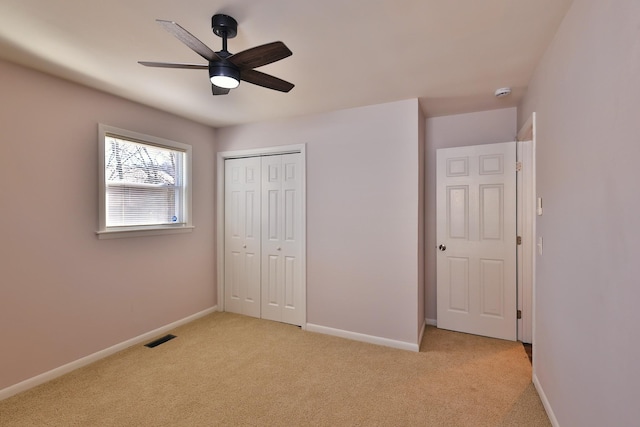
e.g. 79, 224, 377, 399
0, 312, 550, 426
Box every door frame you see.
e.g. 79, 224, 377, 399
216, 144, 307, 327
517, 113, 536, 344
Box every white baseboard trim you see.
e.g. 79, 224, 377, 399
426, 318, 437, 327
305, 323, 420, 352
0, 306, 217, 401
533, 373, 559, 427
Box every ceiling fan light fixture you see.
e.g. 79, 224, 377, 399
141, 16, 294, 95
211, 75, 239, 89
209, 62, 240, 89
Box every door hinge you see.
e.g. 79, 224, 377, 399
516, 236, 522, 245
516, 161, 523, 172
517, 310, 522, 319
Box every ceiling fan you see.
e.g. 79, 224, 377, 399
139, 14, 294, 95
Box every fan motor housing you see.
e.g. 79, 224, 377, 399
212, 14, 237, 38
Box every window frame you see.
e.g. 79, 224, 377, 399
97, 124, 194, 239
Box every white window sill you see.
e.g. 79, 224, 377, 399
96, 225, 195, 240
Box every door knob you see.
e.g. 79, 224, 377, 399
438, 244, 447, 251
243, 244, 247, 248
277, 247, 282, 251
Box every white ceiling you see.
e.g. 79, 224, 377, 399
0, 0, 572, 128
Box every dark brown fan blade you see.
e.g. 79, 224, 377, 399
240, 69, 294, 92
156, 20, 220, 62
211, 85, 230, 96
138, 61, 208, 69
228, 41, 292, 70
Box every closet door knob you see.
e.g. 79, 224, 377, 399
277, 247, 282, 251
243, 244, 247, 248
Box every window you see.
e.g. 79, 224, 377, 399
97, 124, 193, 239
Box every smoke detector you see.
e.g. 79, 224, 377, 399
495, 87, 512, 98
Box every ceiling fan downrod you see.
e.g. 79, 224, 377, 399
212, 14, 237, 56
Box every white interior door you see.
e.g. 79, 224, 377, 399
261, 153, 304, 326
436, 142, 517, 341
224, 157, 261, 318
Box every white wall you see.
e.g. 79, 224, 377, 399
424, 108, 517, 321
519, 0, 640, 425
0, 60, 217, 391
216, 99, 423, 345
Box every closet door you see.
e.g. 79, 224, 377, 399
224, 157, 261, 318
261, 153, 303, 326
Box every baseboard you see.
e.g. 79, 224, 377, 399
533, 373, 559, 427
305, 323, 420, 352
418, 319, 426, 349
0, 306, 217, 401
426, 318, 437, 327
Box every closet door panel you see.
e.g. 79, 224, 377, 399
261, 156, 284, 321
224, 157, 261, 318
261, 154, 303, 325
280, 154, 303, 325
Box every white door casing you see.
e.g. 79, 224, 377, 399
436, 142, 517, 341
517, 112, 537, 345
261, 154, 304, 325
224, 157, 262, 318
516, 139, 534, 344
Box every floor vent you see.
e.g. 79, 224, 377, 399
144, 334, 176, 348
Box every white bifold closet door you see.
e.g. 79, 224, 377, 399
224, 156, 262, 318
224, 153, 303, 326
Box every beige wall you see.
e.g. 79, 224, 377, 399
424, 108, 517, 321
519, 0, 640, 425
216, 99, 423, 345
0, 60, 217, 390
